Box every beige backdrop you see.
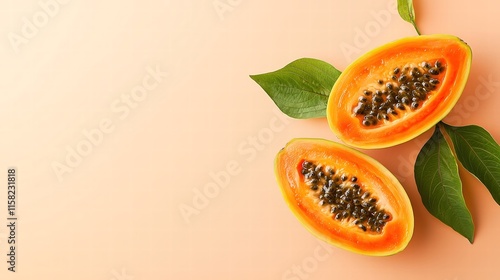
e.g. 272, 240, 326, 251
1, 0, 499, 279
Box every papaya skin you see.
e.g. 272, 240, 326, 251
327, 34, 472, 149
275, 138, 414, 256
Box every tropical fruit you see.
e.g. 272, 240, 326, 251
275, 138, 414, 256
327, 34, 472, 149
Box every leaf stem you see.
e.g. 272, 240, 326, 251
438, 122, 458, 160
413, 23, 421, 35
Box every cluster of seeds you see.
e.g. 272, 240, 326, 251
301, 160, 391, 233
353, 60, 445, 126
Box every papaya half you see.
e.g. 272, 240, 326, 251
327, 34, 472, 149
275, 138, 414, 256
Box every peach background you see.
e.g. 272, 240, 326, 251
0, 0, 499, 279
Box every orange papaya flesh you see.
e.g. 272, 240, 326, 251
275, 138, 414, 256
327, 34, 472, 149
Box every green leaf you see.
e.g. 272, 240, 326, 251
414, 126, 474, 243
443, 123, 500, 205
397, 0, 421, 35
250, 58, 341, 119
